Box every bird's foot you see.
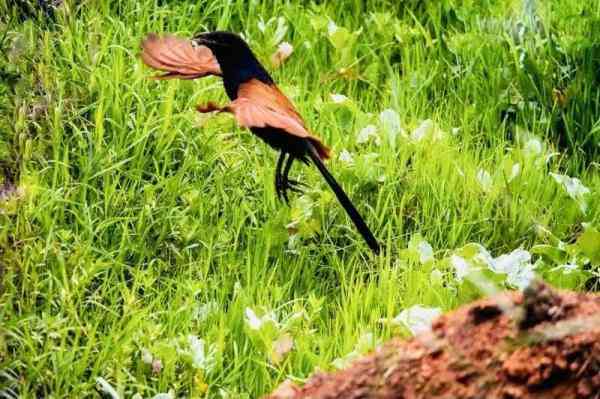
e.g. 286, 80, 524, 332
275, 179, 306, 205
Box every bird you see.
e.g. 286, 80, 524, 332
140, 31, 380, 254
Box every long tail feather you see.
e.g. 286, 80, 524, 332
305, 140, 380, 254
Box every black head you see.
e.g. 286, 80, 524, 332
194, 31, 273, 99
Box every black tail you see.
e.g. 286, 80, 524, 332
305, 140, 380, 254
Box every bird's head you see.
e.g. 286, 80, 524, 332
194, 32, 256, 71
193, 31, 273, 98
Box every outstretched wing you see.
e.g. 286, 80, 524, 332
140, 33, 221, 79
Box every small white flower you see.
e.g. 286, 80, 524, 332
393, 305, 442, 335
338, 149, 354, 164
491, 249, 531, 274
509, 163, 521, 182
141, 348, 153, 364
188, 335, 215, 372
244, 307, 278, 330
451, 255, 471, 282
273, 17, 288, 45
417, 240, 434, 264
356, 124, 380, 145
549, 173, 590, 213
451, 127, 460, 135
506, 263, 536, 290
411, 119, 434, 142
430, 269, 443, 285
96, 378, 120, 399
271, 41, 294, 67
379, 109, 401, 133
151, 393, 174, 399
523, 137, 543, 157
330, 93, 348, 103
327, 20, 338, 36
490, 249, 536, 290
277, 42, 293, 57
245, 307, 263, 330
379, 109, 405, 146
476, 169, 493, 192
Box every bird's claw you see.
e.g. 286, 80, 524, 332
275, 178, 305, 205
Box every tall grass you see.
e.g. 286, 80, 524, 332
1, 0, 598, 397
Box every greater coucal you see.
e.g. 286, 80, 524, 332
141, 31, 380, 254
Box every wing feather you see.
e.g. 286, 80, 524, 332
140, 33, 221, 79
227, 92, 331, 159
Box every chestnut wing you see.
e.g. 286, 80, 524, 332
141, 33, 221, 79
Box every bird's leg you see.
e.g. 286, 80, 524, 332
274, 151, 286, 201
280, 155, 306, 204
283, 155, 308, 189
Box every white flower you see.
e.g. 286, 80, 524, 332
273, 17, 288, 45
379, 109, 401, 133
417, 240, 434, 264
330, 93, 348, 103
244, 307, 278, 330
476, 169, 493, 192
379, 109, 405, 146
141, 348, 153, 364
506, 263, 535, 290
411, 119, 434, 142
245, 307, 263, 330
489, 249, 536, 290
509, 163, 521, 182
277, 42, 293, 57
523, 137, 543, 157
430, 269, 443, 285
549, 173, 590, 213
451, 255, 471, 282
338, 149, 354, 164
393, 305, 442, 336
151, 393, 174, 399
491, 249, 531, 274
451, 127, 460, 135
96, 378, 120, 399
356, 124, 380, 145
327, 20, 338, 36
271, 41, 294, 67
188, 335, 216, 372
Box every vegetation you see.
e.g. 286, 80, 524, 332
1, 0, 598, 397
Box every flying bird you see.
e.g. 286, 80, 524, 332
140, 31, 380, 254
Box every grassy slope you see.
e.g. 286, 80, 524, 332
1, 0, 599, 397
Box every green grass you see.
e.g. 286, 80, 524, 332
1, 0, 599, 397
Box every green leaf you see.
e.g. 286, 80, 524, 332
576, 227, 600, 264
530, 244, 567, 265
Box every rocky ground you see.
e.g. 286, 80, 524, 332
268, 282, 600, 399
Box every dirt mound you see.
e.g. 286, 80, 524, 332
267, 281, 600, 399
